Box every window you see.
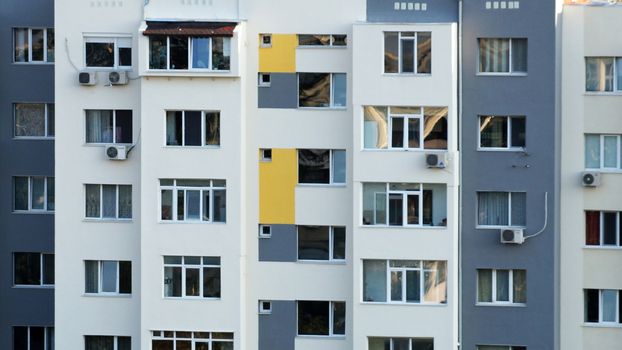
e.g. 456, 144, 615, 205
362, 183, 447, 227
298, 73, 346, 108
160, 179, 226, 222
258, 73, 271, 87
259, 300, 272, 314
165, 111, 220, 146
260, 149, 272, 161
85, 184, 132, 220
477, 192, 526, 227
477, 269, 526, 304
84, 260, 131, 295
384, 32, 431, 74
13, 253, 54, 286
84, 336, 131, 350
478, 38, 527, 74
369, 337, 434, 350
585, 57, 622, 92
363, 106, 448, 150
298, 226, 345, 261
84, 36, 132, 68
477, 346, 526, 350
298, 34, 347, 47
258, 225, 271, 238
13, 326, 54, 350
363, 260, 447, 304
479, 116, 526, 149
152, 331, 233, 350
298, 149, 346, 185
14, 28, 54, 63
163, 256, 221, 298
584, 289, 622, 324
260, 34, 272, 47
85, 110, 132, 144
14, 176, 54, 212
585, 211, 621, 246
149, 36, 230, 71
14, 103, 54, 138
585, 134, 622, 170
297, 301, 345, 336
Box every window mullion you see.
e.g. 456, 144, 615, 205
28, 29, 33, 62
329, 227, 334, 260
181, 265, 186, 298
508, 193, 513, 226
414, 32, 418, 74
508, 39, 513, 73
199, 262, 204, 297
398, 33, 402, 73
418, 188, 423, 226
385, 184, 390, 225
182, 111, 186, 146
507, 116, 512, 148
600, 212, 605, 246
98, 261, 103, 293
39, 253, 44, 286
188, 37, 192, 70
43, 177, 47, 211
402, 192, 407, 226
27, 177, 32, 210
173, 187, 178, 222
112, 111, 117, 143
328, 302, 333, 335
403, 117, 408, 149
492, 270, 497, 302
509, 270, 514, 303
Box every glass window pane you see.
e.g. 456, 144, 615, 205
299, 149, 330, 183
212, 342, 233, 350
480, 116, 507, 148
166, 111, 183, 145
202, 190, 210, 221
363, 106, 388, 149
164, 266, 181, 297
363, 183, 386, 225
46, 177, 55, 211
390, 270, 403, 301
85, 184, 101, 218
15, 103, 45, 137
478, 192, 509, 226
406, 270, 421, 302
45, 328, 54, 350
417, 32, 432, 74
192, 37, 210, 68
603, 212, 617, 245
14, 253, 40, 285
85, 260, 99, 293
393, 338, 410, 350
384, 32, 398, 73
47, 29, 55, 62
602, 289, 617, 322
511, 192, 526, 226
617, 58, 622, 91
298, 226, 330, 260
332, 302, 346, 335
115, 110, 133, 144
586, 57, 614, 92
185, 268, 200, 296
119, 261, 132, 294
368, 338, 389, 350
29, 327, 44, 350
31, 29, 44, 61
13, 326, 28, 350
47, 104, 54, 137
118, 185, 132, 219
117, 37, 132, 67
585, 289, 599, 322
203, 267, 221, 298
213, 189, 226, 222
363, 260, 387, 302
102, 185, 117, 218
205, 112, 220, 146
407, 194, 420, 225
603, 136, 618, 168
511, 38, 527, 72
332, 150, 346, 184
478, 269, 493, 302
298, 34, 330, 46
496, 270, 510, 301
513, 269, 526, 303
510, 117, 526, 148
42, 254, 54, 285
86, 110, 113, 143
424, 261, 446, 303
161, 190, 173, 220
299, 73, 330, 107
423, 107, 448, 149
332, 73, 347, 107
389, 193, 403, 226
332, 227, 346, 260
85, 336, 114, 350
153, 340, 174, 350
391, 117, 404, 148
118, 337, 131, 350
170, 36, 188, 69
298, 301, 329, 335
86, 42, 114, 67
14, 177, 29, 210
401, 39, 414, 73
14, 28, 28, 62
412, 338, 434, 350
101, 261, 118, 293
332, 35, 347, 46
177, 190, 185, 221
585, 135, 601, 168
211, 37, 230, 70
186, 190, 201, 220
149, 36, 167, 69
408, 118, 420, 148
184, 111, 202, 146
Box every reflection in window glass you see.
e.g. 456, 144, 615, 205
212, 37, 230, 71
298, 149, 330, 183
170, 36, 188, 69
586, 57, 613, 92
150, 36, 167, 69
15, 103, 45, 137
332, 73, 347, 107
14, 28, 28, 62
384, 32, 398, 73
31, 29, 44, 61
363, 106, 388, 149
86, 42, 114, 67
298, 73, 330, 107
192, 37, 211, 68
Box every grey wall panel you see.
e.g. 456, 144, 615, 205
460, 1, 557, 350
367, 0, 458, 23
258, 300, 296, 350
258, 225, 298, 262
258, 73, 298, 109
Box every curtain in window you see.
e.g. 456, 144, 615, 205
363, 260, 387, 302
513, 269, 527, 303
118, 185, 132, 219
586, 57, 613, 92
496, 270, 510, 301
102, 185, 117, 218
477, 270, 493, 302
384, 32, 399, 73
480, 116, 507, 148
478, 192, 509, 226
585, 211, 600, 245
603, 136, 618, 168
602, 290, 617, 322
585, 135, 601, 168
510, 192, 526, 226
85, 184, 101, 218
86, 110, 113, 143
617, 58, 622, 91
479, 39, 509, 73
298, 73, 330, 107
30, 177, 45, 210
204, 112, 220, 146
166, 111, 182, 145
363, 106, 388, 149
85, 336, 114, 350
85, 260, 99, 293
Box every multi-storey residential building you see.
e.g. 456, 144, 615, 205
1, 0, 55, 348
561, 2, 622, 350
460, 1, 561, 350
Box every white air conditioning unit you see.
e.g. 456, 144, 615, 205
79, 71, 97, 85
105, 145, 127, 160
425, 152, 448, 168
108, 71, 128, 85
581, 171, 601, 187
500, 228, 524, 244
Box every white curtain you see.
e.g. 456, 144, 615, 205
363, 260, 387, 302
477, 269, 492, 302
479, 38, 509, 73
478, 192, 508, 226
118, 185, 132, 219
86, 110, 113, 143
102, 185, 117, 218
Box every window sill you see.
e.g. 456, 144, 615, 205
584, 168, 622, 174
83, 218, 133, 223
584, 92, 622, 96
476, 72, 528, 77
361, 148, 449, 152
13, 211, 54, 215
296, 46, 348, 50
83, 293, 132, 298
583, 323, 622, 328
13, 137, 54, 140
13, 285, 54, 289
143, 70, 234, 78
382, 73, 432, 77
297, 106, 347, 111
583, 245, 622, 250
84, 143, 133, 147
83, 66, 132, 71
12, 62, 54, 66
477, 147, 526, 152
476, 225, 526, 230
158, 220, 226, 224
297, 183, 346, 188
296, 260, 346, 265
296, 335, 346, 339
163, 145, 221, 149
361, 301, 447, 307
163, 297, 221, 301
475, 302, 526, 307
360, 225, 448, 229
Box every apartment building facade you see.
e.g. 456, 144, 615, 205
561, 3, 622, 350
0, 0, 55, 348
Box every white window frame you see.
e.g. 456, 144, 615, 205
585, 134, 622, 171
85, 110, 133, 145
296, 301, 345, 337
83, 35, 132, 69
13, 28, 54, 64
13, 103, 54, 139
258, 73, 271, 87
259, 300, 272, 314
477, 346, 527, 350
151, 331, 234, 349
476, 269, 526, 305
260, 148, 272, 162
12, 326, 55, 350
477, 115, 526, 151
388, 108, 424, 150
384, 31, 431, 75
84, 336, 130, 350
297, 73, 347, 109
159, 179, 226, 223
598, 289, 620, 324
84, 260, 130, 295
385, 260, 444, 304
258, 224, 272, 238
585, 57, 622, 93
162, 256, 221, 299
476, 191, 526, 228
164, 110, 220, 147
599, 211, 621, 246
149, 36, 231, 72
296, 226, 346, 262
297, 149, 346, 185
13, 252, 54, 287
297, 34, 347, 47
477, 38, 527, 76
369, 337, 434, 350
13, 176, 54, 212
260, 33, 272, 48
84, 184, 132, 220
370, 183, 424, 227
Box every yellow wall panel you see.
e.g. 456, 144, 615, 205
259, 148, 297, 224
258, 34, 297, 73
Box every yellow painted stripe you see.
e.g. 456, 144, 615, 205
259, 148, 297, 224
259, 34, 297, 73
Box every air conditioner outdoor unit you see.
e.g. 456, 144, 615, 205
105, 145, 127, 160
500, 228, 524, 244
425, 152, 448, 168
108, 71, 128, 85
581, 171, 601, 187
79, 71, 97, 85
